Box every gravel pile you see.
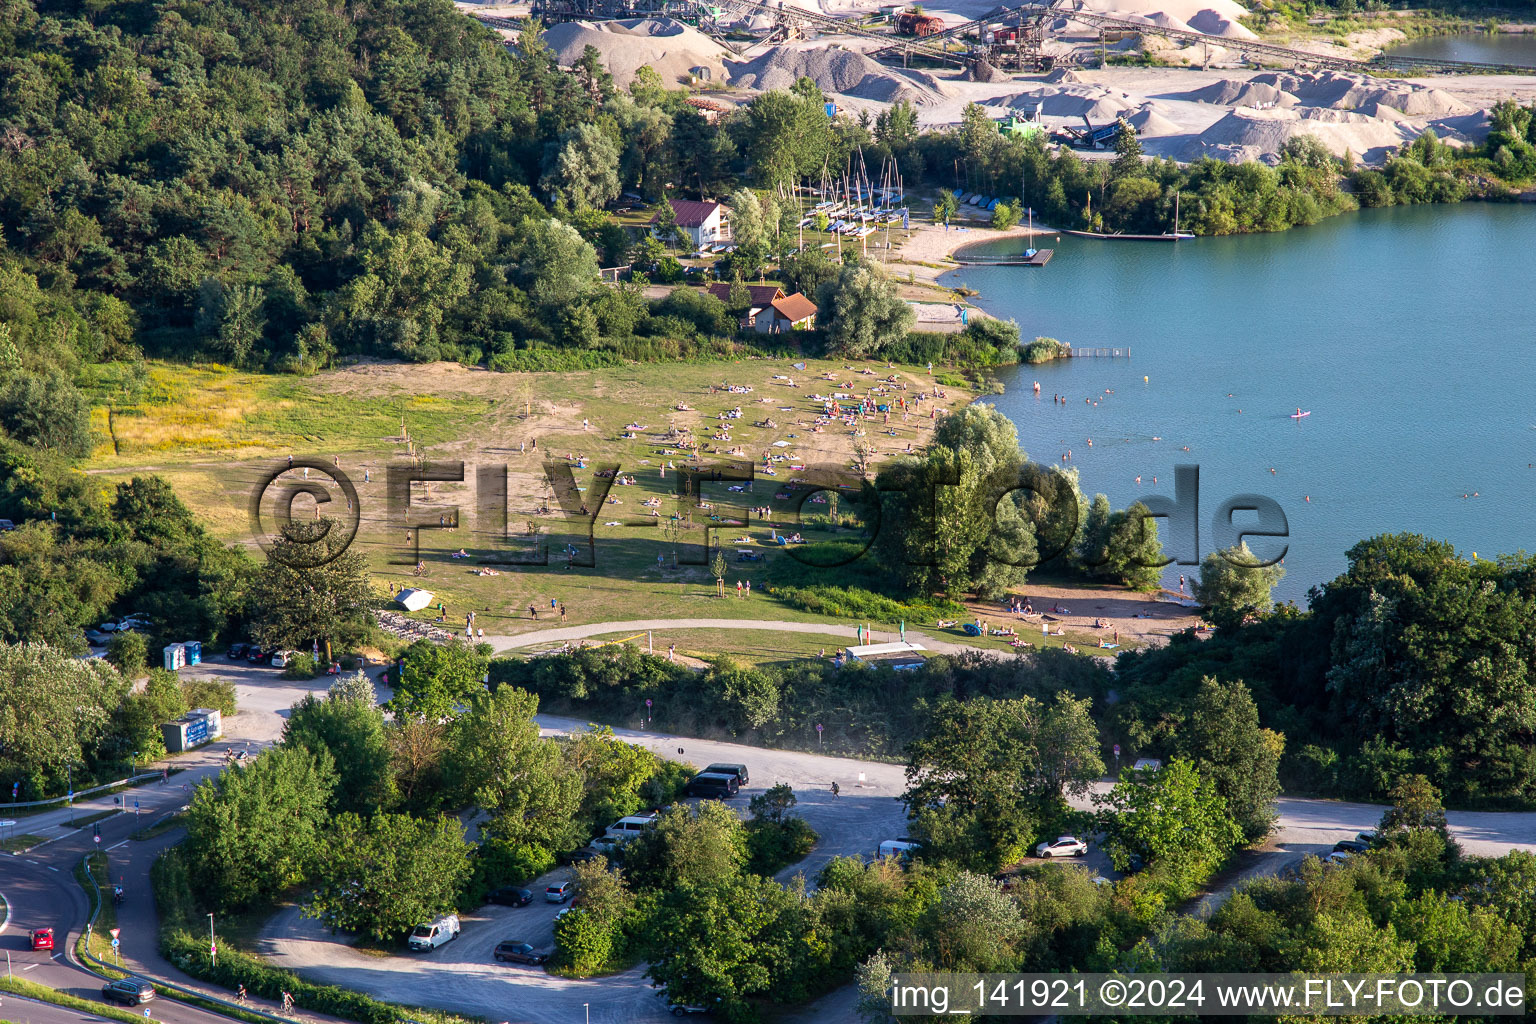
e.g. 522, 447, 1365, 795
543, 17, 727, 86
1008, 85, 1138, 120
1179, 78, 1296, 108
1178, 106, 1415, 165
728, 45, 932, 104
1127, 103, 1183, 136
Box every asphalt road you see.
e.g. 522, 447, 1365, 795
12, 655, 1536, 1024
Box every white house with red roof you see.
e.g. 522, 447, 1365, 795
651, 198, 728, 249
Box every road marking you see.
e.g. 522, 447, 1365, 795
22, 963, 38, 971
107, 840, 129, 851
46, 865, 59, 872
50, 952, 60, 959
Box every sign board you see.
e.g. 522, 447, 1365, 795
1113, 744, 1121, 755
94, 834, 100, 844
134, 801, 139, 810
110, 929, 120, 939
184, 716, 211, 748
112, 938, 120, 948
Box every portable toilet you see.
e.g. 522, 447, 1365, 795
183, 641, 202, 666
163, 643, 186, 671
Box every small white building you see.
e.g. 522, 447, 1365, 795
652, 198, 728, 249
844, 641, 927, 670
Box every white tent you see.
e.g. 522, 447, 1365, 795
395, 588, 434, 612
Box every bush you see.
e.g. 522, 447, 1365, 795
181, 677, 237, 717
107, 632, 148, 675
487, 348, 624, 372
768, 584, 966, 623
1022, 336, 1069, 363
473, 838, 556, 890
746, 817, 819, 876
282, 652, 318, 679
552, 907, 616, 975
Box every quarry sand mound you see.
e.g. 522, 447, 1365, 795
542, 18, 727, 85
1008, 84, 1138, 119
1040, 67, 1084, 83
1186, 9, 1258, 40
1286, 71, 1473, 117
1127, 104, 1183, 136
729, 45, 937, 104
1178, 78, 1296, 108
1179, 106, 1415, 165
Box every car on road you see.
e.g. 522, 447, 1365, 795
102, 978, 156, 1006
407, 914, 460, 951
227, 642, 249, 659
545, 881, 574, 903
1333, 838, 1370, 855
493, 941, 548, 966
30, 928, 53, 951
703, 763, 749, 787
686, 771, 739, 799
488, 887, 534, 907
1036, 835, 1089, 859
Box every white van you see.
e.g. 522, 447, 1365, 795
407, 914, 460, 951
603, 814, 659, 844
877, 840, 921, 862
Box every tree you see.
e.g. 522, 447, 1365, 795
540, 124, 621, 210
929, 872, 1024, 971
449, 685, 584, 858
248, 520, 372, 657
561, 724, 672, 836
1175, 678, 1282, 843
554, 855, 635, 973
1075, 492, 1113, 572
284, 692, 396, 815
933, 191, 958, 224
1102, 502, 1165, 589
991, 199, 1021, 230
875, 404, 1038, 598
816, 260, 914, 358
903, 695, 1103, 872
1379, 774, 1448, 834
625, 800, 747, 891
745, 783, 818, 875
0, 370, 93, 456
1095, 758, 1241, 887
1192, 542, 1285, 628
107, 631, 149, 676
388, 639, 491, 720
1111, 118, 1144, 178
711, 548, 729, 598
0, 643, 126, 794
184, 745, 337, 911
306, 812, 471, 940
513, 217, 600, 308
329, 669, 377, 706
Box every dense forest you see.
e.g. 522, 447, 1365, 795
5, 0, 1533, 379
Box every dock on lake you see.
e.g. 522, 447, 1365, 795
953, 248, 1053, 267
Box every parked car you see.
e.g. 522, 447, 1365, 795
1132, 758, 1163, 772
1035, 836, 1089, 859
603, 812, 660, 843
488, 887, 534, 907
407, 914, 460, 951
120, 615, 152, 630
226, 642, 249, 659
1333, 838, 1370, 855
656, 990, 712, 1017
1355, 830, 1378, 846
876, 839, 920, 862
269, 650, 292, 669
30, 928, 53, 951
1326, 850, 1353, 865
493, 941, 547, 966
704, 763, 749, 787
96, 621, 120, 633
686, 772, 739, 799
245, 645, 266, 663
102, 979, 156, 1006
546, 881, 574, 904
567, 847, 605, 864
85, 629, 113, 645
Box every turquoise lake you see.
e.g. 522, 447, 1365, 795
947, 203, 1536, 601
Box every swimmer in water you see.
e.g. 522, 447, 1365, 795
1087, 439, 1093, 447
1182, 446, 1190, 451
1270, 468, 1276, 475
1305, 495, 1310, 502
1136, 475, 1142, 485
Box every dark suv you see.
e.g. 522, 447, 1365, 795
103, 978, 156, 1006
687, 771, 739, 799
704, 763, 749, 787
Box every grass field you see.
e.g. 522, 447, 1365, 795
84, 357, 1029, 656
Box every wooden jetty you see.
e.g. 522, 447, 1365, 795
952, 247, 1053, 266
1061, 229, 1195, 241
